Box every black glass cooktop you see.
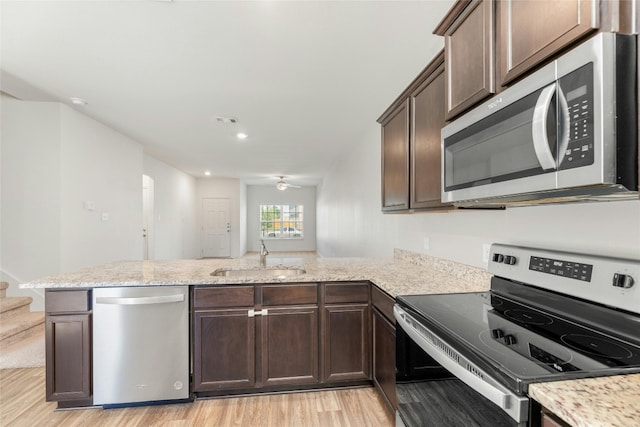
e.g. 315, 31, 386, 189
396, 281, 640, 393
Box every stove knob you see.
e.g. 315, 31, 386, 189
504, 335, 517, 345
504, 256, 517, 265
493, 253, 504, 263
613, 273, 635, 289
491, 329, 504, 339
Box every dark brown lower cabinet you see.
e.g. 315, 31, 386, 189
193, 284, 320, 394
45, 289, 92, 408
541, 407, 570, 427
322, 304, 370, 382
373, 308, 397, 410
193, 309, 256, 391
371, 285, 397, 412
262, 307, 319, 387
193, 282, 394, 397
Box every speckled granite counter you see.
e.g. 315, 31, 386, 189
529, 374, 640, 427
19, 249, 491, 297
20, 249, 640, 424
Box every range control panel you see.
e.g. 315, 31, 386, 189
528, 256, 593, 282
488, 244, 640, 315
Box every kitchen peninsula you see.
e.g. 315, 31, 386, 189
21, 250, 640, 427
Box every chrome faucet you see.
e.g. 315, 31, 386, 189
259, 239, 269, 267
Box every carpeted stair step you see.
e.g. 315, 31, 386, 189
0, 296, 34, 320
0, 282, 8, 299
0, 311, 45, 347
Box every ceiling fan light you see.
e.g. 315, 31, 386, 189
276, 182, 287, 191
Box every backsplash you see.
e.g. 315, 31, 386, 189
394, 248, 491, 285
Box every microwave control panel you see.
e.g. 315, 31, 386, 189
559, 63, 594, 171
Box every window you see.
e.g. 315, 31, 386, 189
260, 204, 303, 239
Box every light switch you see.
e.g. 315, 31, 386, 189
85, 201, 96, 211
101, 212, 109, 221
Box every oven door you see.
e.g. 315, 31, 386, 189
394, 305, 530, 427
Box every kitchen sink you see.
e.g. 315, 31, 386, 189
211, 267, 307, 278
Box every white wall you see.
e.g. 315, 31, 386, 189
317, 122, 640, 267
196, 177, 244, 258
143, 155, 198, 259
58, 105, 143, 271
247, 185, 317, 253
1, 94, 61, 309
2, 95, 198, 310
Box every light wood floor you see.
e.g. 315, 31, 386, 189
0, 368, 394, 427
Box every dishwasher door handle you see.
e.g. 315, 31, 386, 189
95, 294, 185, 305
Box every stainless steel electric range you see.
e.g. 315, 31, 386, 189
394, 244, 640, 427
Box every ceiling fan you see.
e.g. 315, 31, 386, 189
275, 176, 301, 191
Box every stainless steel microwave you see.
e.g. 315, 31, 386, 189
441, 33, 637, 207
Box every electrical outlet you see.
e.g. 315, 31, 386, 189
482, 243, 491, 264
423, 237, 430, 251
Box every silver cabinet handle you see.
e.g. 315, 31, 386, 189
95, 294, 185, 305
532, 83, 558, 171
248, 309, 268, 317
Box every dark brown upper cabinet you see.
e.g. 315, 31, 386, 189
497, 0, 598, 86
410, 55, 448, 209
435, 0, 637, 119
380, 99, 410, 212
434, 0, 495, 120
378, 51, 452, 212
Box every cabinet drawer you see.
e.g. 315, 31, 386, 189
261, 284, 317, 306
371, 285, 395, 324
324, 282, 370, 304
193, 286, 254, 309
45, 290, 91, 313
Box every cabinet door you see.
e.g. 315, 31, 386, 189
410, 57, 448, 210
443, 0, 495, 119
193, 309, 256, 391
45, 313, 91, 402
322, 304, 370, 382
381, 99, 410, 211
541, 409, 571, 427
261, 307, 319, 387
498, 0, 598, 85
373, 308, 397, 411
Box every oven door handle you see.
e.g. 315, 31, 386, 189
394, 306, 528, 423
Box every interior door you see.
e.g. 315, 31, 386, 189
201, 198, 231, 258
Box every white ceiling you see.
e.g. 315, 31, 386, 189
1, 0, 453, 186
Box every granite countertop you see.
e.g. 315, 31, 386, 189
529, 374, 640, 427
19, 249, 491, 298
21, 249, 640, 425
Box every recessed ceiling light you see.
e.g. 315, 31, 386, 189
70, 97, 88, 106
204, 171, 211, 176
237, 133, 248, 140
216, 116, 238, 124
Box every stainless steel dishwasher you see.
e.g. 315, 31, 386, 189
93, 286, 190, 406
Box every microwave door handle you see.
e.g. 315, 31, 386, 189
532, 83, 558, 170
555, 88, 571, 166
